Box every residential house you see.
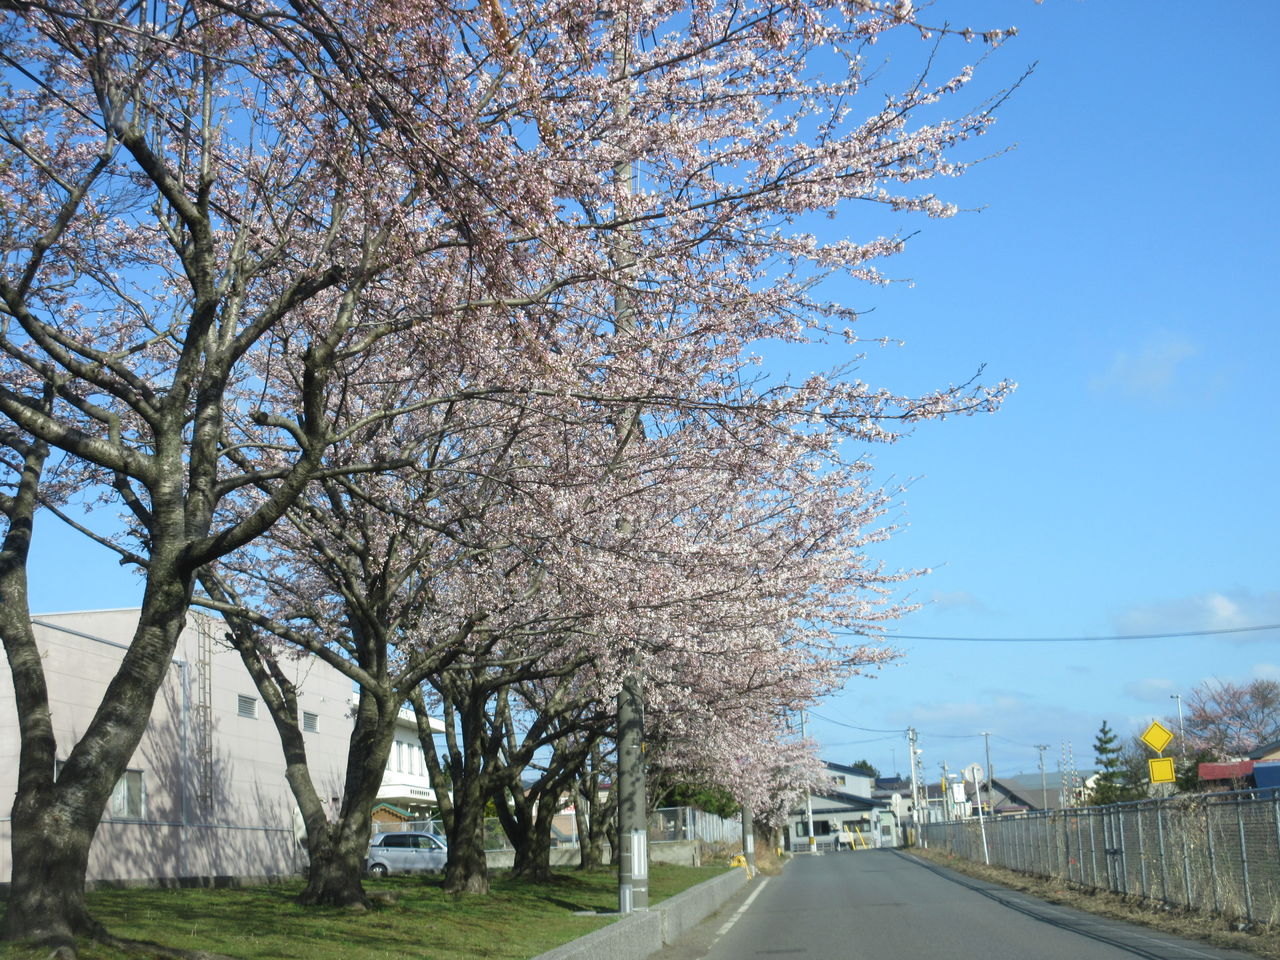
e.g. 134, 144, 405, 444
1, 608, 441, 884
786, 761, 891, 851
1199, 738, 1280, 790
987, 772, 1082, 812
372, 707, 445, 825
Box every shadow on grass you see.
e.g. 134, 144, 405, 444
0, 865, 717, 960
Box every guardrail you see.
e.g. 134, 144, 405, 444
921, 788, 1280, 925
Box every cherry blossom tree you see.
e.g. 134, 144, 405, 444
1182, 679, 1280, 759
0, 0, 563, 942
2, 0, 1020, 943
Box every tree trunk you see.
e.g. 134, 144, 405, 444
0, 435, 103, 945
576, 803, 602, 870
5, 771, 106, 946
441, 689, 493, 894
496, 786, 533, 878
501, 782, 556, 882
298, 818, 376, 908
577, 747, 612, 870
296, 690, 397, 906
3, 516, 192, 944
443, 791, 490, 895
515, 800, 556, 882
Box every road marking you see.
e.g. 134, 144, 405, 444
715, 878, 769, 937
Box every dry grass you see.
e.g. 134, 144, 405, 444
911, 846, 1280, 960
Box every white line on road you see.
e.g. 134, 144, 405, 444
715, 878, 769, 938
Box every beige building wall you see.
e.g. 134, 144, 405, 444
1, 608, 352, 883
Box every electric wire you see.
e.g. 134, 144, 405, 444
873, 623, 1280, 643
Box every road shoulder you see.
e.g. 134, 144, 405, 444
904, 849, 1273, 960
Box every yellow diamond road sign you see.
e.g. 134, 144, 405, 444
1149, 756, 1177, 784
1141, 720, 1174, 754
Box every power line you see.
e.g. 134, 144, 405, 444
808, 711, 995, 743
806, 711, 903, 734
873, 623, 1280, 643
822, 735, 902, 747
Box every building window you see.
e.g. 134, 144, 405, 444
57, 761, 144, 820
237, 694, 258, 718
302, 711, 319, 733
109, 770, 144, 820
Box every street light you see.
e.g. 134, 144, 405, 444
1170, 693, 1186, 758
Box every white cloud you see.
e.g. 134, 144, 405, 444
1113, 589, 1280, 641
1089, 331, 1198, 400
928, 590, 990, 614
1123, 677, 1174, 702
1252, 663, 1280, 681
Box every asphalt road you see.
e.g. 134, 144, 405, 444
652, 850, 1256, 960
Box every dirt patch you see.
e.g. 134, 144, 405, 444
909, 847, 1280, 960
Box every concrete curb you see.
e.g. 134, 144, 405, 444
529, 867, 750, 960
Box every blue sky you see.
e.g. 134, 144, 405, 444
803, 0, 1280, 783
22, 0, 1279, 786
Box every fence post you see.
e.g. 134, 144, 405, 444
1100, 809, 1111, 890
1029, 814, 1036, 877
1274, 789, 1280, 881
1029, 814, 1039, 875
1033, 814, 1041, 876
1156, 802, 1170, 904
1136, 804, 1149, 900
1121, 808, 1131, 901
1236, 795, 1254, 924
1088, 808, 1099, 888
1075, 812, 1085, 885
1013, 815, 1021, 872
1030, 814, 1038, 875
1181, 803, 1194, 909
1055, 812, 1065, 881
1206, 800, 1220, 915
1047, 812, 1056, 879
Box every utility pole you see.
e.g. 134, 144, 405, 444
1035, 744, 1049, 810
617, 674, 648, 912
906, 727, 920, 843
1170, 693, 1186, 758
801, 709, 815, 852
611, 11, 648, 914
741, 803, 756, 874
941, 760, 951, 821
982, 731, 994, 816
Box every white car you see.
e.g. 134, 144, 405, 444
365, 831, 448, 877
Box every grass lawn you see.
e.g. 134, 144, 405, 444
0, 864, 726, 960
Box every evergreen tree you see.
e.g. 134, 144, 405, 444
1090, 721, 1144, 804
849, 760, 881, 779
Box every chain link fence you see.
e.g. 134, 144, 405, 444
921, 788, 1280, 925
376, 805, 739, 850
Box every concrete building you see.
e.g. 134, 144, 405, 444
1, 608, 440, 884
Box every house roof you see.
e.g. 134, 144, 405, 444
824, 761, 875, 778
874, 777, 912, 792
991, 777, 1060, 811
794, 788, 888, 816
1248, 739, 1280, 761
1200, 760, 1255, 781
